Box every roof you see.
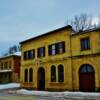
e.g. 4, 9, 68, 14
13, 52, 21, 56
20, 25, 72, 44
72, 27, 100, 36
0, 52, 21, 59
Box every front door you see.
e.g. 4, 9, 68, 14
37, 67, 45, 90
79, 64, 95, 92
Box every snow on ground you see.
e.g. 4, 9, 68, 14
0, 83, 20, 90
16, 89, 100, 97
0, 83, 100, 97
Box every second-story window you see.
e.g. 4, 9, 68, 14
81, 37, 90, 50
48, 41, 65, 55
1, 62, 3, 69
51, 45, 56, 55
24, 51, 28, 60
37, 47, 45, 57
5, 62, 8, 69
57, 42, 65, 54
28, 50, 35, 59
23, 49, 35, 60
9, 61, 12, 69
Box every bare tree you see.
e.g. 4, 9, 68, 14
98, 14, 100, 27
8, 45, 20, 54
92, 14, 100, 28
2, 45, 20, 56
69, 14, 92, 32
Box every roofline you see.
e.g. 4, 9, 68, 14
71, 27, 100, 36
20, 25, 72, 44
0, 55, 21, 60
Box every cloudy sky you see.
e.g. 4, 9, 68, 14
0, 0, 100, 54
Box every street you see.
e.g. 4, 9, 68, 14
0, 91, 100, 100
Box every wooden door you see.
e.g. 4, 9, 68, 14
79, 73, 95, 92
79, 64, 95, 92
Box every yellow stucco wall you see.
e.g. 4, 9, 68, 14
20, 27, 100, 91
20, 28, 73, 90
71, 30, 100, 91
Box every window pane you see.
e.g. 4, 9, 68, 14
87, 65, 94, 72
58, 65, 64, 82
24, 69, 28, 82
80, 64, 94, 73
52, 50, 56, 55
29, 68, 33, 82
80, 66, 87, 72
51, 66, 56, 82
38, 47, 45, 57
81, 37, 90, 50
57, 42, 65, 54
52, 45, 55, 50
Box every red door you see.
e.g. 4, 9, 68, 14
79, 73, 95, 92
79, 64, 95, 92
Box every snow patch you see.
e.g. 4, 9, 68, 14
0, 83, 20, 90
0, 69, 12, 73
16, 89, 100, 97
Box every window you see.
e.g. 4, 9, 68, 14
58, 65, 64, 82
24, 49, 35, 60
57, 42, 65, 54
28, 50, 35, 59
51, 66, 56, 82
29, 68, 33, 82
81, 37, 90, 50
24, 69, 28, 82
1, 62, 3, 69
24, 51, 28, 60
9, 61, 12, 69
49, 45, 56, 55
37, 47, 45, 57
5, 62, 8, 69
80, 64, 94, 73
51, 45, 56, 55
48, 41, 65, 55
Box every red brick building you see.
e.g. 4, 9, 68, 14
0, 52, 21, 83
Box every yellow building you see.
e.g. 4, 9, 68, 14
20, 25, 100, 92
0, 53, 21, 83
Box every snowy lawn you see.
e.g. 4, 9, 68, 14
15, 89, 100, 97
0, 83, 20, 90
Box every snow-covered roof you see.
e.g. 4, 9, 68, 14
13, 52, 21, 56
0, 52, 21, 59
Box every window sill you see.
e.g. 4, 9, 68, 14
23, 58, 35, 61
81, 48, 91, 51
22, 82, 34, 85
49, 52, 65, 56
48, 82, 64, 84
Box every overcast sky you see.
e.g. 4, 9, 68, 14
0, 0, 100, 54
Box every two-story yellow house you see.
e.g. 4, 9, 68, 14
20, 25, 100, 92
